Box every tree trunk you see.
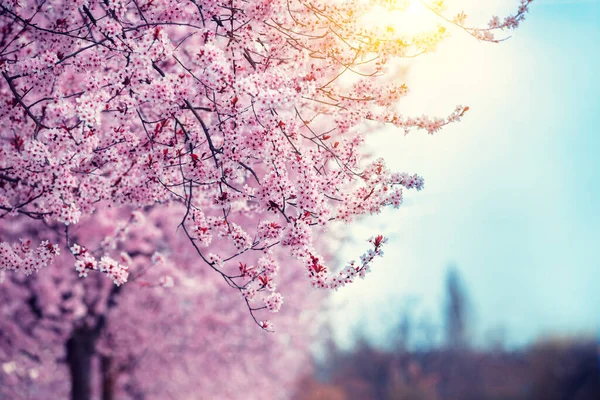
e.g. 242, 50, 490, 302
66, 329, 96, 400
101, 355, 116, 400
66, 288, 114, 400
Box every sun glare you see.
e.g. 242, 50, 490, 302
359, 0, 435, 37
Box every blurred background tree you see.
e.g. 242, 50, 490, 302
295, 265, 600, 400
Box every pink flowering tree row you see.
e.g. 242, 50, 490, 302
1, 207, 321, 399
0, 0, 533, 399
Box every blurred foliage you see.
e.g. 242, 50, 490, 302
295, 268, 600, 400
296, 333, 600, 400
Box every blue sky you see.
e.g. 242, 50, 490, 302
331, 0, 600, 348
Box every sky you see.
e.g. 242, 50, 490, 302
330, 0, 600, 348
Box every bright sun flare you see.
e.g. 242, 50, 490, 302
360, 0, 435, 36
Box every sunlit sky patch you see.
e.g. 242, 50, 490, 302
359, 0, 436, 36
330, 0, 600, 348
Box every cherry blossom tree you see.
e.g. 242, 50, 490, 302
1, 207, 321, 399
0, 0, 533, 398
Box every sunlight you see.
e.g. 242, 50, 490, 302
405, 0, 422, 15
359, 0, 436, 37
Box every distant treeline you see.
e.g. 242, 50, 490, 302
295, 267, 600, 400
296, 338, 600, 400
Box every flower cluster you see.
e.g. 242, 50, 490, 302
71, 243, 128, 285
71, 243, 98, 278
304, 235, 388, 290
0, 240, 59, 276
98, 256, 130, 287
445, 0, 534, 43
